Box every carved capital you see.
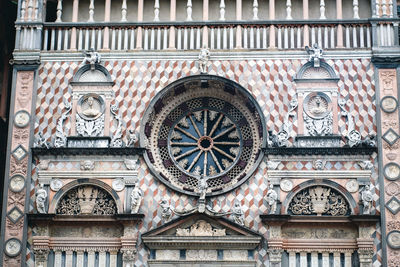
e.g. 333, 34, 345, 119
268, 248, 283, 266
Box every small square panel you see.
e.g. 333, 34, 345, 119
11, 145, 27, 162
386, 197, 400, 215
383, 129, 400, 146
7, 207, 23, 223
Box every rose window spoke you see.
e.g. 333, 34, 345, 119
169, 108, 241, 177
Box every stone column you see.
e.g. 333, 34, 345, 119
121, 222, 138, 267
357, 225, 374, 267
267, 224, 284, 267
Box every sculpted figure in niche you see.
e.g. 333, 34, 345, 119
126, 129, 138, 147
266, 184, 278, 214
130, 181, 143, 214
361, 185, 373, 215
36, 184, 47, 214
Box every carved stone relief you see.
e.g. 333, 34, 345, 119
288, 186, 350, 216
56, 185, 117, 215
50, 225, 123, 238
176, 220, 226, 237
223, 250, 248, 260
156, 250, 180, 261
381, 70, 396, 95
282, 227, 357, 239
76, 94, 105, 137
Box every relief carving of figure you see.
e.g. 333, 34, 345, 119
35, 132, 50, 149
305, 43, 323, 68
130, 181, 143, 214
266, 184, 278, 214
232, 200, 244, 226
160, 199, 174, 222
36, 184, 47, 214
82, 97, 101, 118
198, 46, 210, 73
361, 185, 373, 215
126, 128, 138, 147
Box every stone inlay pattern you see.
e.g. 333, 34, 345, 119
24, 59, 379, 266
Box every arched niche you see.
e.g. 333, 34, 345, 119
295, 61, 338, 80
71, 64, 113, 84
49, 179, 123, 214
283, 180, 357, 216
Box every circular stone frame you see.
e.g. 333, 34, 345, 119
4, 238, 22, 257
140, 75, 267, 197
387, 230, 400, 249
76, 93, 105, 121
384, 162, 400, 181
9, 174, 26, 193
303, 92, 332, 119
14, 110, 30, 128
381, 96, 398, 113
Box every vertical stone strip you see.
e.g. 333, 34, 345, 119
377, 68, 400, 266
1, 70, 35, 266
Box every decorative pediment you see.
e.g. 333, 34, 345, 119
142, 213, 261, 250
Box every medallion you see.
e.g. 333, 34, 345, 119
9, 175, 25, 193
14, 110, 30, 128
4, 238, 22, 257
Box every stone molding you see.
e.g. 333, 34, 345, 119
38, 170, 138, 183
267, 170, 371, 179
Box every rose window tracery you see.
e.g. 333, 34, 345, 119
288, 186, 350, 216
141, 77, 266, 196
56, 185, 117, 215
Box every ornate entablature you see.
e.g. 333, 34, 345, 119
141, 75, 267, 197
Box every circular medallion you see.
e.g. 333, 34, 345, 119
141, 77, 266, 196
388, 230, 400, 249
9, 175, 26, 193
112, 178, 125, 192
381, 96, 398, 113
345, 179, 359, 193
14, 110, 30, 128
50, 179, 63, 191
76, 94, 105, 120
384, 163, 400, 181
304, 92, 332, 119
386, 182, 400, 196
4, 238, 22, 257
280, 179, 293, 192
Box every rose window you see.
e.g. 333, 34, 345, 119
141, 76, 266, 196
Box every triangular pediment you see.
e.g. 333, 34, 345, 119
142, 213, 262, 250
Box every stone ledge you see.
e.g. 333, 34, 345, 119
32, 147, 144, 156
27, 213, 144, 223
263, 147, 377, 155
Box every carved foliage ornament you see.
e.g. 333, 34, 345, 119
56, 185, 117, 215
288, 186, 350, 216
176, 220, 226, 236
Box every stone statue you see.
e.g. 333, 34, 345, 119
130, 181, 143, 214
361, 185, 373, 215
347, 129, 362, 148
36, 184, 47, 214
305, 43, 323, 68
266, 184, 278, 214
269, 130, 289, 148
198, 46, 210, 73
232, 200, 244, 226
126, 129, 138, 147
35, 132, 49, 149
82, 48, 101, 70
160, 199, 174, 222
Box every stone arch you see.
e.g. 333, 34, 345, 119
282, 179, 357, 215
295, 61, 338, 80
72, 64, 113, 84
140, 74, 267, 197
48, 179, 123, 214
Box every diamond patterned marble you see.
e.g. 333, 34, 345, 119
25, 58, 381, 266
386, 197, 400, 215
383, 128, 400, 146
7, 206, 23, 224
11, 145, 28, 162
